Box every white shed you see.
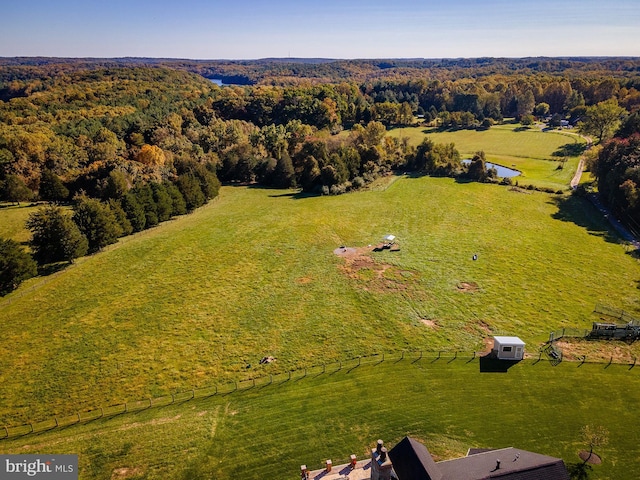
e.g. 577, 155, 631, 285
492, 336, 525, 360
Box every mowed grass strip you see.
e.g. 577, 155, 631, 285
0, 178, 638, 425
1, 358, 639, 480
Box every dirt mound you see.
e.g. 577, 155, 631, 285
336, 245, 416, 293
457, 281, 479, 292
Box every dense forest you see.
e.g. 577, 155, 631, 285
1, 58, 639, 293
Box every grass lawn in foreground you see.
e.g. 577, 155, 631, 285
1, 356, 638, 480
0, 177, 638, 427
387, 123, 586, 190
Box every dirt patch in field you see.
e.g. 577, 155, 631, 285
296, 276, 313, 284
456, 281, 479, 293
555, 338, 640, 363
420, 319, 440, 328
336, 246, 417, 293
111, 467, 143, 480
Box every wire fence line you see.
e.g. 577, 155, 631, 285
1, 349, 638, 441
548, 328, 589, 342
594, 303, 640, 325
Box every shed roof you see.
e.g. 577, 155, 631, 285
493, 336, 526, 346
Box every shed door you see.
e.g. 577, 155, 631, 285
515, 347, 523, 358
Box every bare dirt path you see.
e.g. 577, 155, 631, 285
570, 134, 592, 189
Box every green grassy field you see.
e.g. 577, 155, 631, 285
0, 203, 41, 244
387, 123, 586, 190
1, 356, 638, 480
0, 177, 638, 429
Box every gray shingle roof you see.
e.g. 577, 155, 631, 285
387, 439, 570, 480
438, 447, 570, 480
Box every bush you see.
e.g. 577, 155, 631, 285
352, 176, 366, 189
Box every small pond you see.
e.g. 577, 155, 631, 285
461, 159, 521, 178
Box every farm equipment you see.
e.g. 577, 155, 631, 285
588, 321, 640, 340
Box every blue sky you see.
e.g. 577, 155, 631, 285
1, 0, 639, 59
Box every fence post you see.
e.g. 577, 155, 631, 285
382, 353, 385, 362
149, 398, 153, 408
54, 417, 58, 427
338, 361, 342, 370
358, 357, 361, 366
124, 403, 128, 413
100, 407, 104, 418
253, 378, 256, 387
437, 351, 441, 359
191, 389, 195, 399
322, 364, 325, 374
3, 426, 8, 438
472, 351, 476, 359
171, 393, 175, 404
401, 352, 404, 360
419, 351, 423, 360
453, 351, 457, 359
29, 423, 34, 433
77, 412, 81, 423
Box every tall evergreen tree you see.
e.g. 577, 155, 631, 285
164, 182, 187, 216
72, 197, 123, 253
1, 175, 32, 205
39, 170, 69, 203
27, 206, 88, 264
0, 237, 37, 295
121, 192, 146, 232
151, 182, 173, 222
176, 174, 205, 212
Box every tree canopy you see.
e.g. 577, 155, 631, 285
26, 206, 88, 265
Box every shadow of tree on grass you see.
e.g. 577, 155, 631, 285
550, 195, 619, 244
553, 143, 588, 157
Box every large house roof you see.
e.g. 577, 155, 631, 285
388, 438, 569, 480
437, 447, 570, 480
388, 436, 443, 480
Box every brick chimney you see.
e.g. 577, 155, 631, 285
371, 440, 393, 480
